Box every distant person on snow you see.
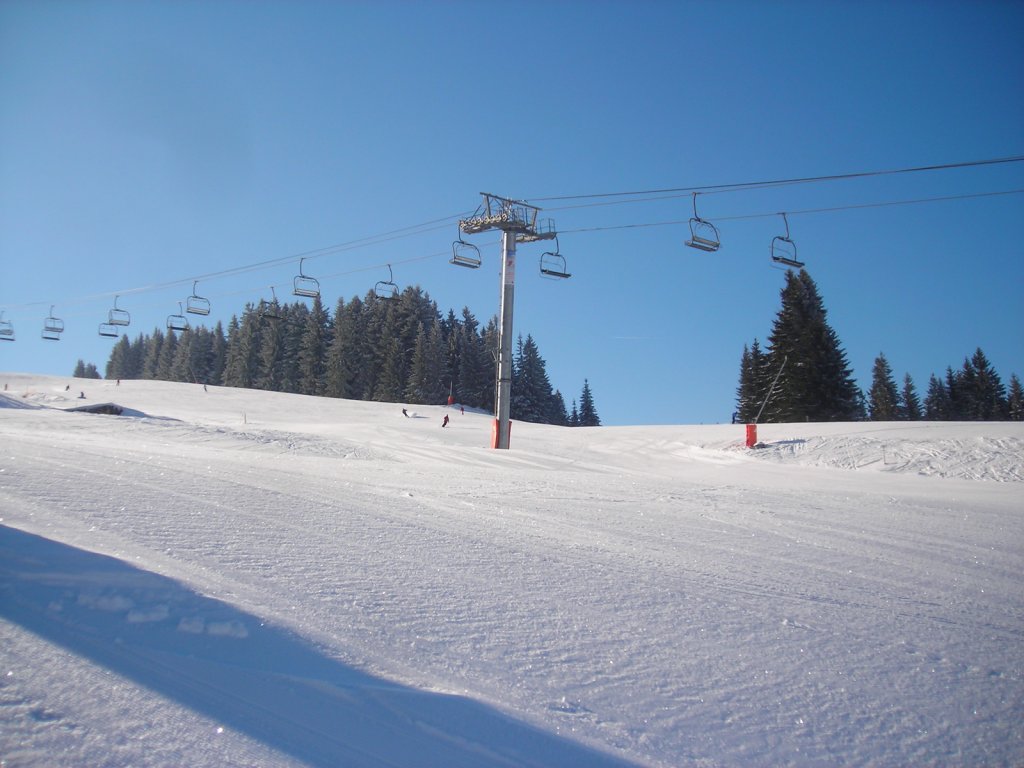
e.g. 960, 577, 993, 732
442, 414, 449, 428
402, 408, 409, 417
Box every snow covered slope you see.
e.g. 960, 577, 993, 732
2, 373, 1022, 767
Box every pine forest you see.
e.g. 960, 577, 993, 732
101, 287, 600, 427
736, 269, 1022, 423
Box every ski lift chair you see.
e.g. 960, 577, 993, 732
539, 237, 571, 279
108, 296, 131, 327
451, 235, 482, 269
685, 193, 721, 253
42, 306, 64, 341
770, 213, 804, 269
258, 287, 282, 320
99, 322, 120, 338
0, 312, 14, 341
293, 258, 321, 298
167, 302, 190, 332
186, 281, 211, 316
374, 264, 399, 300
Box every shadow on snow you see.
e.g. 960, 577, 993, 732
0, 525, 636, 768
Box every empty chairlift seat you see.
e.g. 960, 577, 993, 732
167, 302, 189, 332
293, 258, 320, 298
186, 281, 211, 316
685, 193, 721, 253
451, 236, 482, 269
42, 307, 64, 341
770, 213, 804, 269
539, 238, 571, 279
374, 264, 399, 300
0, 312, 14, 341
107, 296, 131, 327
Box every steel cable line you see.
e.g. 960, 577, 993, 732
1, 212, 472, 313
557, 188, 1024, 235
523, 155, 1024, 205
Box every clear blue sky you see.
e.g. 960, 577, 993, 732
2, 0, 1022, 425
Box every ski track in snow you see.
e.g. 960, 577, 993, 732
1, 375, 1022, 767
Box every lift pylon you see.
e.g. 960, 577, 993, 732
459, 193, 557, 450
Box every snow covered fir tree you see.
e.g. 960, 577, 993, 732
100, 287, 599, 427
736, 270, 1020, 423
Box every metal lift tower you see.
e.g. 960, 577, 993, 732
459, 193, 556, 449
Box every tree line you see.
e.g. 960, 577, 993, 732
98, 286, 600, 426
736, 269, 1022, 423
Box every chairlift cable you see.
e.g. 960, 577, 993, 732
523, 155, 1024, 204
556, 188, 1024, 235
0, 212, 470, 312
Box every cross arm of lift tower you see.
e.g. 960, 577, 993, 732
459, 193, 558, 450
459, 193, 557, 242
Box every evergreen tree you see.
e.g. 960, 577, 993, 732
868, 353, 900, 420
427, 320, 450, 404
945, 366, 964, 420
735, 339, 768, 423
141, 329, 165, 379
105, 335, 134, 380
1006, 374, 1023, 421
578, 379, 601, 426
901, 373, 922, 421
325, 296, 367, 400
962, 348, 1006, 420
550, 389, 568, 426
480, 317, 500, 414
924, 373, 951, 420
361, 293, 389, 399
374, 335, 406, 402
404, 320, 447, 404
511, 334, 559, 424
763, 269, 859, 422
568, 399, 580, 426
256, 307, 285, 391
127, 333, 147, 378
73, 359, 101, 379
170, 329, 194, 382
278, 302, 309, 394
298, 295, 330, 395
156, 330, 178, 381
221, 310, 261, 389
207, 322, 227, 386
456, 308, 490, 408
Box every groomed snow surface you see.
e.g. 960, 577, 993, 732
1, 373, 1021, 768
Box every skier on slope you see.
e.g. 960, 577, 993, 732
442, 414, 449, 428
